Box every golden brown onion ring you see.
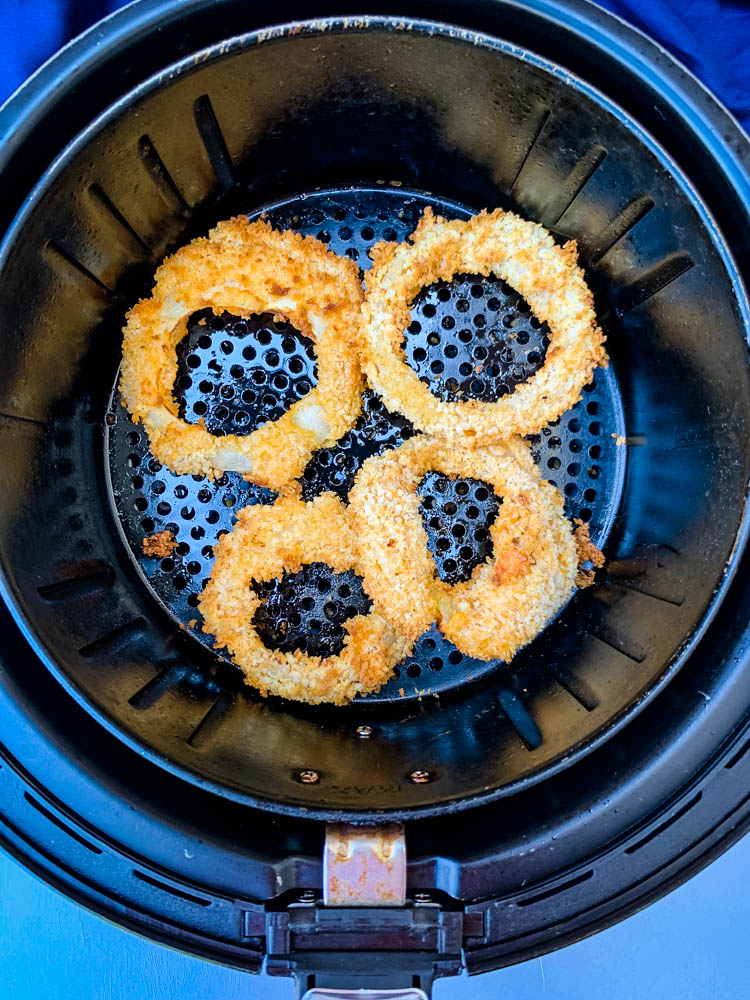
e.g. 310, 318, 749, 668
348, 436, 578, 661
120, 217, 363, 490
199, 493, 413, 705
361, 207, 606, 439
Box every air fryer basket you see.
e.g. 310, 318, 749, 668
1, 0, 750, 991
0, 15, 747, 819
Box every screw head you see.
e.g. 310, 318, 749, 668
356, 725, 373, 738
414, 892, 432, 903
298, 890, 317, 902
297, 769, 320, 785
410, 769, 431, 784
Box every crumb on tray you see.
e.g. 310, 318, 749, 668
142, 530, 177, 558
573, 518, 606, 588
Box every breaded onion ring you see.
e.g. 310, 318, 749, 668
120, 217, 363, 490
348, 437, 578, 661
361, 207, 606, 438
199, 493, 413, 705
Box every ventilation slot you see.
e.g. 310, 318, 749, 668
0, 410, 44, 426
544, 145, 607, 227
87, 183, 151, 254
725, 735, 750, 770
508, 108, 550, 194
517, 869, 593, 907
615, 251, 694, 316
625, 792, 703, 854
612, 578, 684, 607
138, 134, 189, 215
78, 617, 147, 658
605, 546, 685, 606
44, 241, 114, 296
129, 663, 186, 709
24, 792, 102, 854
187, 692, 234, 747
0, 812, 104, 895
587, 627, 646, 663
544, 663, 599, 711
497, 689, 542, 750
133, 869, 211, 907
193, 94, 236, 191
37, 563, 115, 602
582, 195, 654, 264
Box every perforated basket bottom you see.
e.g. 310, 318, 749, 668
106, 186, 625, 704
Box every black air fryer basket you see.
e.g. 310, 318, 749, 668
1, 0, 750, 994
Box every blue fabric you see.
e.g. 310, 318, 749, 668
602, 0, 750, 129
0, 1, 748, 130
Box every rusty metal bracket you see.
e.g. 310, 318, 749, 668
262, 824, 481, 994
323, 823, 406, 906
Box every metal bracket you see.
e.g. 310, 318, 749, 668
323, 823, 406, 906
259, 824, 483, 996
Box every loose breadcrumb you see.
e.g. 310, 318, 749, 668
142, 530, 176, 558
573, 517, 606, 588
348, 436, 578, 662
360, 206, 607, 440
120, 216, 364, 490
612, 433, 627, 446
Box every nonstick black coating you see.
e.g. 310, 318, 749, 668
0, 19, 748, 818
107, 187, 625, 703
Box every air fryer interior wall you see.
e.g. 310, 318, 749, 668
0, 19, 748, 819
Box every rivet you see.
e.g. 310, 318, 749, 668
356, 725, 373, 738
297, 769, 320, 785
410, 770, 431, 784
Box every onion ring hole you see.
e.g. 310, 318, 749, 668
417, 472, 502, 586
252, 562, 373, 658
404, 273, 550, 403
175, 308, 318, 437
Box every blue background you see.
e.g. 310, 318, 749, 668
1, 1, 749, 997
1, 0, 749, 130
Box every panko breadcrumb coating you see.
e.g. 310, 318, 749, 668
348, 436, 579, 661
120, 217, 363, 490
199, 494, 414, 705
361, 207, 606, 439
